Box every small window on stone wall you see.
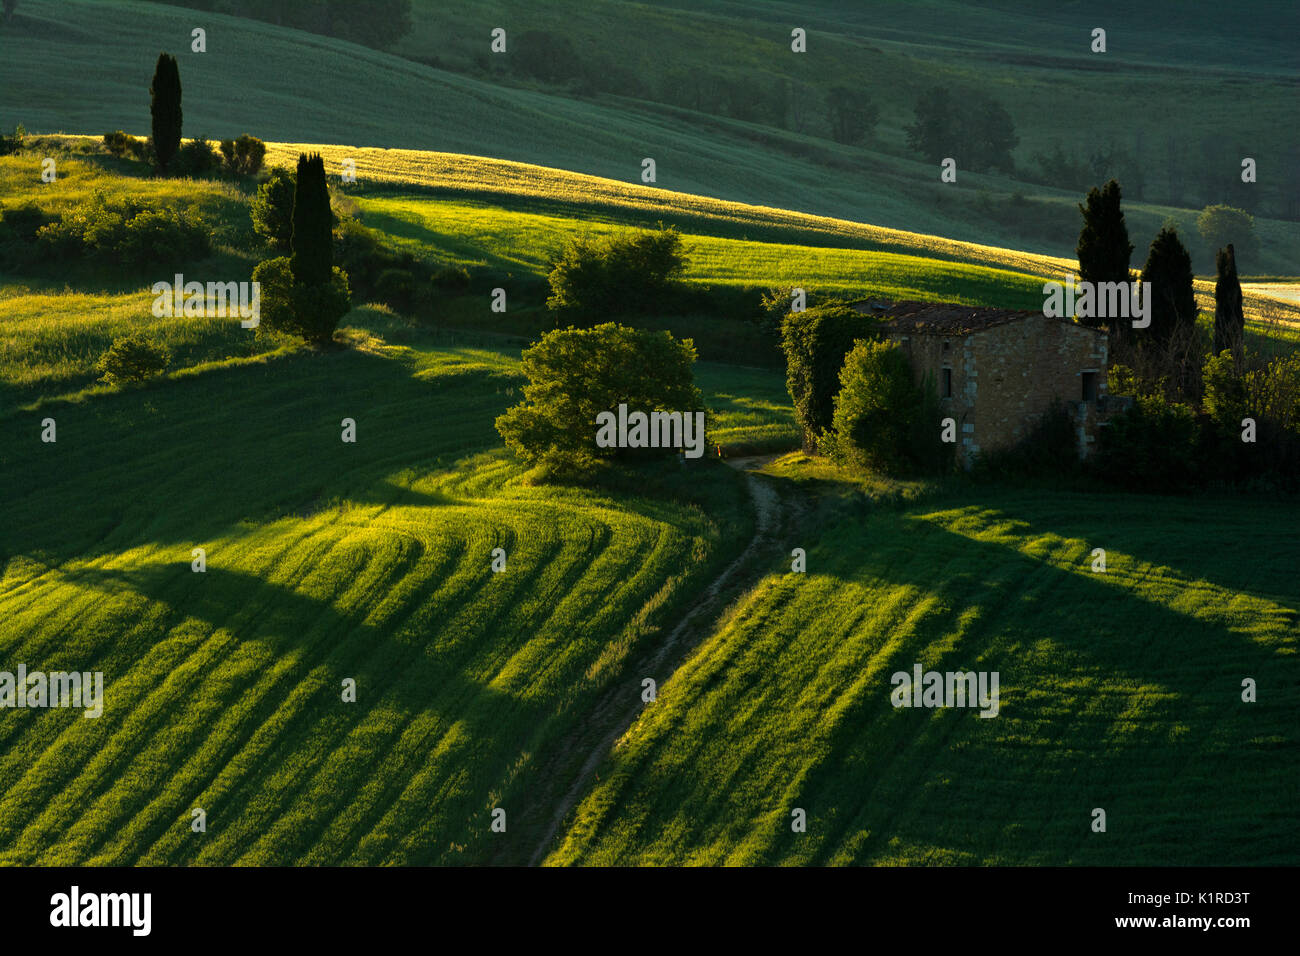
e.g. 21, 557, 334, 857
942, 367, 953, 398
1081, 371, 1098, 403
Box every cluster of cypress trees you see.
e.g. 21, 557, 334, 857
148, 52, 348, 343
1076, 178, 1243, 374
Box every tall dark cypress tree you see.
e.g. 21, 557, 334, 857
1139, 227, 1197, 348
149, 53, 183, 172
1076, 179, 1134, 329
1213, 243, 1245, 361
290, 153, 332, 286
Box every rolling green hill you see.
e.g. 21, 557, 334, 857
4, 0, 1298, 273
0, 334, 763, 864
548, 461, 1300, 865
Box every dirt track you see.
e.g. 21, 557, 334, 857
526, 458, 782, 865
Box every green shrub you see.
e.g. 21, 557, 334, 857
218, 134, 266, 175
171, 137, 221, 177
95, 332, 170, 385
0, 202, 54, 242
252, 256, 351, 345
780, 303, 879, 450
1200, 349, 1300, 489
1202, 351, 1248, 430
375, 267, 415, 312
496, 322, 703, 474
545, 224, 687, 322
102, 130, 152, 164
35, 191, 209, 268
102, 130, 137, 157
1092, 393, 1199, 491
760, 286, 814, 336
250, 256, 296, 334
120, 207, 210, 265
828, 339, 942, 477
127, 136, 152, 163
250, 166, 296, 251
0, 123, 25, 157
431, 264, 471, 293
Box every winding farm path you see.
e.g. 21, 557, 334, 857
526, 457, 783, 865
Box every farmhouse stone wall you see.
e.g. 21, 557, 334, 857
888, 315, 1108, 467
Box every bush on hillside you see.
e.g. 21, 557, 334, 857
252, 256, 351, 345
375, 267, 415, 312
1197, 204, 1257, 264
101, 131, 155, 165
95, 332, 170, 386
102, 130, 135, 157
0, 202, 54, 242
828, 339, 950, 477
170, 137, 221, 177
760, 286, 812, 336
496, 322, 703, 476
219, 134, 266, 176
546, 225, 688, 323
35, 192, 209, 268
780, 303, 879, 450
0, 123, 25, 156
251, 166, 296, 251
431, 264, 471, 294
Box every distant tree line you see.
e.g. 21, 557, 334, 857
140, 0, 413, 50
905, 86, 1018, 173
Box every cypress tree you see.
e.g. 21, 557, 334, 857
290, 153, 332, 286
1139, 227, 1197, 348
1075, 179, 1134, 329
1213, 243, 1245, 362
149, 53, 183, 172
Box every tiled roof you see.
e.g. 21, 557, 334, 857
851, 299, 1046, 335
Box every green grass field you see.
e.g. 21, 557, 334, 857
548, 466, 1300, 865
354, 194, 1048, 306
0, 333, 759, 864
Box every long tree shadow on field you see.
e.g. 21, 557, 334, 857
987, 494, 1300, 625
358, 206, 546, 275
0, 346, 512, 569
657, 499, 1298, 866
42, 555, 569, 864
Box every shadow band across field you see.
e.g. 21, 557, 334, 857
0, 345, 517, 568
549, 485, 1298, 866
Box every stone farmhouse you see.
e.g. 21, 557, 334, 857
851, 300, 1125, 467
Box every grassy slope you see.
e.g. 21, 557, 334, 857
355, 195, 1047, 306
548, 466, 1300, 865
4, 143, 1297, 418
0, 333, 759, 865
4, 0, 1298, 273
